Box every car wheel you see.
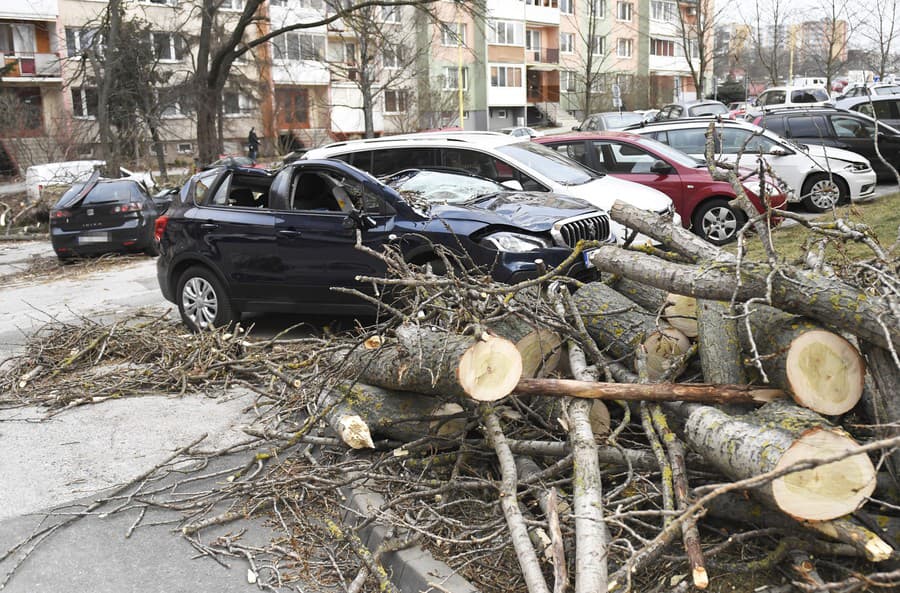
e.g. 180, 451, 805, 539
176, 265, 235, 331
801, 174, 847, 212
692, 199, 743, 245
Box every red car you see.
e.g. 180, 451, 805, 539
535, 131, 786, 244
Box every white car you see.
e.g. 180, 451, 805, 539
748, 86, 832, 118
25, 160, 155, 203
627, 119, 876, 211
303, 131, 679, 242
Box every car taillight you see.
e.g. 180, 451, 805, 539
51, 209, 71, 219
154, 215, 169, 241
114, 202, 143, 213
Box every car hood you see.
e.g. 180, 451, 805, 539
559, 175, 674, 213
801, 143, 869, 164
428, 192, 597, 232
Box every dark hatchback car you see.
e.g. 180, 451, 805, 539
50, 177, 166, 261
155, 160, 613, 330
752, 107, 900, 181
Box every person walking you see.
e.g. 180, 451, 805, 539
247, 127, 259, 161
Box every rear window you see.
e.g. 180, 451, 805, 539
661, 128, 708, 154
689, 103, 728, 117
83, 182, 144, 205
791, 89, 829, 103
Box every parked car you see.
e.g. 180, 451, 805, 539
752, 106, 900, 181
727, 102, 750, 119
202, 155, 269, 170
302, 131, 678, 244
50, 176, 166, 261
654, 100, 729, 121
155, 162, 614, 330
535, 131, 786, 244
835, 83, 900, 100
748, 86, 831, 116
832, 95, 900, 129
623, 118, 877, 211
574, 111, 645, 131
500, 126, 542, 138
26, 160, 155, 203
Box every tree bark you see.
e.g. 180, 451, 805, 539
740, 305, 865, 415
858, 340, 900, 485
682, 400, 876, 521
514, 377, 783, 404
490, 317, 563, 379
696, 300, 747, 385
338, 326, 522, 402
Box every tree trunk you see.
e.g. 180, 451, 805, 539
605, 276, 668, 313
696, 300, 747, 385
490, 317, 563, 379
338, 326, 522, 402
682, 400, 876, 521
573, 282, 691, 380
741, 305, 865, 416
858, 340, 900, 485
514, 377, 783, 404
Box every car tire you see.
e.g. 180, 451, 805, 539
176, 265, 236, 331
801, 173, 847, 212
692, 198, 743, 245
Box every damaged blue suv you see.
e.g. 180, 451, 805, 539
155, 159, 613, 330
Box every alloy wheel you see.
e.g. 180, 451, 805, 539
182, 276, 218, 330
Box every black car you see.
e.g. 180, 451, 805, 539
155, 160, 613, 330
50, 176, 166, 261
752, 107, 900, 181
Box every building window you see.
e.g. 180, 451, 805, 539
497, 109, 507, 118
561, 70, 577, 92
177, 143, 193, 154
0, 23, 35, 55
592, 0, 606, 18
443, 66, 469, 90
591, 35, 606, 55
650, 38, 675, 57
560, 0, 574, 14
344, 42, 357, 64
651, 1, 677, 22
220, 0, 242, 10
616, 2, 633, 21
488, 20, 524, 46
152, 32, 182, 61
223, 91, 253, 115
383, 46, 403, 69
381, 5, 401, 23
71, 87, 98, 118
560, 32, 574, 53
147, 0, 177, 5
273, 32, 325, 61
490, 65, 522, 87
65, 28, 99, 56
384, 89, 408, 113
441, 22, 466, 46
276, 89, 309, 124
526, 0, 559, 5
617, 37, 632, 58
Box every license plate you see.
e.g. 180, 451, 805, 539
582, 248, 597, 269
78, 233, 109, 244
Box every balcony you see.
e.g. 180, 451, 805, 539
526, 47, 559, 65
525, 0, 560, 25
1, 53, 61, 79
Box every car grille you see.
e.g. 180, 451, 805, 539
551, 214, 612, 248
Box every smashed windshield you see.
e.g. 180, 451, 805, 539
496, 142, 597, 186
389, 170, 507, 204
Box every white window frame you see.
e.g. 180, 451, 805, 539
273, 32, 325, 61
650, 1, 677, 22
616, 2, 633, 21
591, 35, 606, 56
490, 65, 523, 88
152, 32, 180, 62
65, 27, 98, 56
223, 91, 253, 116
177, 142, 193, 154
441, 21, 466, 46
617, 37, 633, 58
380, 5, 401, 23
442, 66, 469, 90
383, 46, 402, 69
561, 70, 577, 92
497, 109, 508, 118
383, 89, 408, 113
488, 20, 524, 46
71, 87, 97, 119
560, 32, 574, 53
560, 0, 574, 15
592, 0, 606, 18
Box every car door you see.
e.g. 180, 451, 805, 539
591, 140, 685, 210
784, 115, 830, 146
718, 127, 803, 196
830, 114, 899, 178
189, 170, 281, 303
542, 140, 594, 170
274, 163, 396, 308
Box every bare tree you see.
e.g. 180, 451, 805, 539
796, 1, 854, 91
571, 0, 613, 115
858, 0, 899, 79
746, 0, 793, 86
674, 0, 721, 99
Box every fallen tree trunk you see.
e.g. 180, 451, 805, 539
490, 317, 563, 379
859, 340, 900, 485
682, 400, 876, 521
740, 305, 865, 416
696, 300, 747, 386
338, 325, 522, 402
587, 226, 899, 352
573, 282, 691, 380
514, 377, 783, 404
319, 383, 467, 448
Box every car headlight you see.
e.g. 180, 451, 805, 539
481, 231, 552, 252
844, 162, 871, 172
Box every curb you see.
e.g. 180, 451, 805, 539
340, 484, 480, 593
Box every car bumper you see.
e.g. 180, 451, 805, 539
50, 223, 152, 257
157, 257, 175, 302
489, 247, 600, 284
845, 169, 878, 199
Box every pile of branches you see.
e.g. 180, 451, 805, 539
0, 193, 51, 238
3, 200, 900, 593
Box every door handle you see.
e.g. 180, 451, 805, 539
277, 229, 303, 238
200, 223, 218, 230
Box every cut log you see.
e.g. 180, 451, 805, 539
741, 305, 865, 416
339, 325, 522, 402
605, 276, 668, 312
859, 340, 900, 486
682, 400, 876, 521
490, 318, 564, 379
662, 294, 698, 338
573, 282, 691, 380
514, 377, 783, 404
696, 300, 747, 386
320, 383, 466, 446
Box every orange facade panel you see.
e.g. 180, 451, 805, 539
488, 45, 524, 63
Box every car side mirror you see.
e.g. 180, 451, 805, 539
501, 179, 524, 191
650, 160, 673, 174
769, 148, 791, 157
342, 208, 377, 231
